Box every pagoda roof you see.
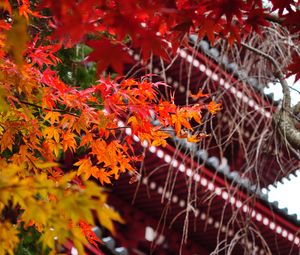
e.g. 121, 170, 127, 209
83, 40, 300, 254
110, 126, 300, 254
105, 44, 300, 249
127, 43, 299, 186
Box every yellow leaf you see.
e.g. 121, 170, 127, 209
0, 86, 9, 112
43, 139, 62, 158
72, 233, 87, 255
35, 161, 59, 169
44, 111, 61, 125
0, 222, 19, 255
97, 205, 124, 235
187, 134, 200, 143
43, 126, 60, 143
5, 14, 28, 67
0, 129, 14, 152
127, 115, 139, 130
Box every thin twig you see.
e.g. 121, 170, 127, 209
19, 100, 80, 117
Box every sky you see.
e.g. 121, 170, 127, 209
264, 76, 300, 106
266, 170, 300, 219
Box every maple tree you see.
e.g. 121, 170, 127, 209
0, 1, 211, 254
1, 0, 300, 254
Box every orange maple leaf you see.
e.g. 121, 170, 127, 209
62, 132, 77, 152
187, 133, 209, 143
74, 158, 93, 179
190, 90, 209, 100
97, 168, 112, 185
79, 220, 101, 247
207, 100, 222, 114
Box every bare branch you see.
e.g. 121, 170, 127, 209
240, 42, 291, 110
241, 42, 300, 152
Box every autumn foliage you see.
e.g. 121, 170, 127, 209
36, 0, 300, 77
0, 0, 300, 254
0, 1, 207, 254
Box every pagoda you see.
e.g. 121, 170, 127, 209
71, 39, 300, 255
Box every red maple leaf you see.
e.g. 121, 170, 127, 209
87, 39, 133, 74
38, 0, 76, 18
197, 16, 223, 44
134, 30, 169, 61
244, 8, 269, 35
287, 55, 300, 82
40, 0, 100, 46
283, 9, 300, 34
270, 0, 295, 16
79, 220, 101, 247
207, 0, 248, 23
221, 23, 241, 45
27, 34, 61, 67
176, 0, 199, 10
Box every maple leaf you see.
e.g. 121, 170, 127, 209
0, 0, 12, 15
135, 30, 169, 61
190, 90, 209, 100
18, 0, 46, 21
127, 116, 139, 131
97, 168, 112, 185
91, 139, 108, 164
102, 10, 142, 41
44, 111, 61, 125
0, 129, 14, 152
197, 17, 223, 44
244, 8, 270, 34
187, 133, 209, 143
156, 108, 173, 126
43, 126, 60, 143
74, 158, 93, 179
39, 0, 98, 46
5, 14, 28, 67
27, 34, 61, 67
42, 139, 62, 158
207, 100, 222, 114
0, 222, 19, 255
79, 220, 101, 247
282, 9, 300, 34
172, 111, 192, 135
287, 55, 300, 82
87, 39, 133, 74
221, 23, 241, 45
41, 68, 69, 93
207, 0, 248, 23
270, 0, 295, 16
62, 132, 77, 152
150, 130, 170, 147
96, 205, 124, 235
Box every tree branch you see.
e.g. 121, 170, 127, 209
241, 42, 300, 152
240, 42, 291, 110
293, 101, 300, 116
19, 100, 80, 117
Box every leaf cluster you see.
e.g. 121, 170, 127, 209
0, 1, 218, 254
